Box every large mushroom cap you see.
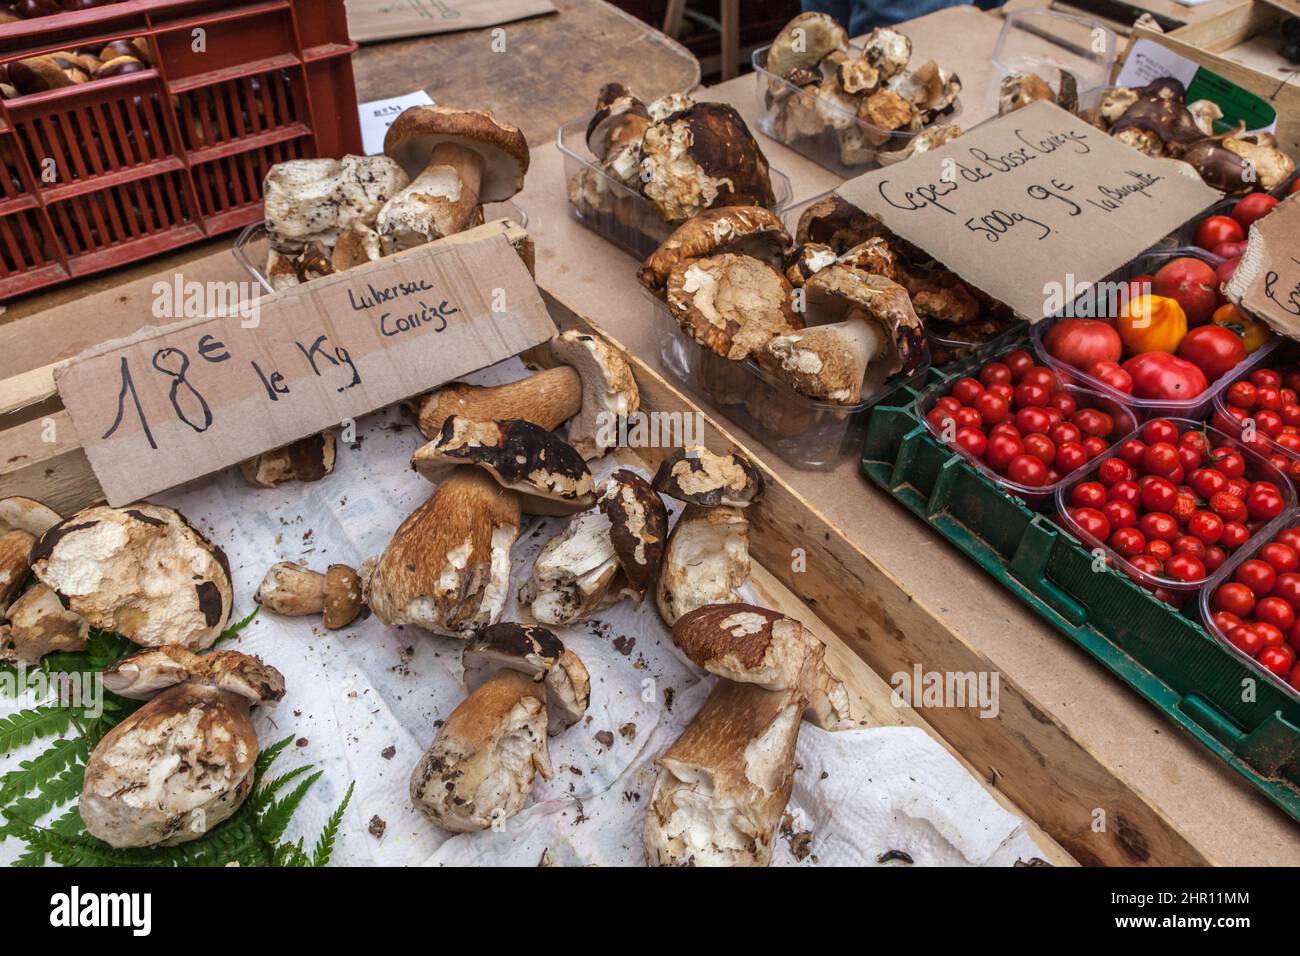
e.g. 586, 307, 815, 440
804, 264, 926, 373
640, 103, 776, 222
795, 193, 888, 253
412, 417, 596, 515
262, 157, 342, 253
666, 252, 800, 361
1, 583, 88, 665
30, 504, 233, 651
652, 446, 764, 508
81, 681, 259, 848
549, 330, 640, 461
673, 603, 823, 691
638, 205, 793, 295
0, 496, 61, 538
102, 647, 285, 705
384, 105, 529, 202
767, 11, 849, 79
599, 469, 669, 595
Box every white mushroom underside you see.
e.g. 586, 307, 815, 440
643, 123, 734, 221
529, 511, 619, 625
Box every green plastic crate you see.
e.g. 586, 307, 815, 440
862, 361, 1300, 822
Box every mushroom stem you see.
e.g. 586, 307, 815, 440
758, 312, 885, 404
425, 141, 486, 236
414, 366, 582, 439
0, 530, 35, 609
255, 561, 363, 629
645, 679, 804, 867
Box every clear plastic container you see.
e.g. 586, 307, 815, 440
914, 343, 1138, 506
558, 117, 793, 261
1211, 339, 1300, 465
645, 286, 929, 470
1171, 178, 1299, 251
1055, 417, 1296, 601
233, 201, 529, 294
1199, 506, 1300, 703
751, 44, 962, 178
990, 9, 1118, 113
1030, 246, 1281, 420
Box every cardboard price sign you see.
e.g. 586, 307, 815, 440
836, 101, 1220, 322
345, 0, 555, 43
1225, 194, 1300, 336
54, 224, 556, 506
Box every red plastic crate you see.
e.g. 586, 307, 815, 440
0, 0, 361, 299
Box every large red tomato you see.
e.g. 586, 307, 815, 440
1152, 257, 1221, 326
1232, 193, 1278, 229
1122, 352, 1209, 401
1194, 215, 1243, 250
1176, 325, 1247, 381
1043, 318, 1122, 370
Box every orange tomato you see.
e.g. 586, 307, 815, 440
1117, 294, 1188, 354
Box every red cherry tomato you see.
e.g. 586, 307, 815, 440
953, 406, 981, 429
1274, 526, 1300, 551
1246, 481, 1285, 521
1256, 623, 1286, 649
1226, 380, 1257, 409
1015, 407, 1052, 435
1193, 215, 1244, 252
1070, 507, 1110, 541
1187, 510, 1224, 544
1103, 499, 1137, 530
1226, 623, 1265, 657
1221, 521, 1251, 550
1203, 545, 1227, 572
1022, 368, 1057, 391
1097, 457, 1130, 485
1049, 421, 1082, 446
1139, 512, 1179, 542
979, 362, 1011, 385
1235, 558, 1277, 597
1087, 360, 1133, 394
1108, 480, 1140, 506
1082, 436, 1109, 459
1142, 420, 1181, 445
1173, 535, 1205, 557
1211, 491, 1249, 523
1145, 539, 1174, 561
953, 426, 987, 458
1141, 477, 1179, 513
1130, 554, 1163, 576
1259, 645, 1296, 677
1272, 571, 1300, 607
1110, 527, 1145, 557
1046, 392, 1076, 417
1213, 581, 1256, 616
1014, 382, 1050, 409
1256, 596, 1296, 631
1004, 350, 1034, 381
1117, 439, 1147, 468
1231, 193, 1279, 230
1141, 442, 1180, 477
1210, 448, 1246, 479
952, 377, 983, 405
1055, 441, 1087, 473
974, 391, 1009, 425
1022, 433, 1056, 465
1007, 454, 1048, 487
986, 433, 1023, 472
1164, 553, 1206, 582
1070, 481, 1107, 508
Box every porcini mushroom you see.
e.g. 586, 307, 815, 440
755, 265, 926, 403
239, 431, 336, 488
30, 504, 233, 651
655, 505, 750, 626
638, 205, 793, 296
548, 330, 640, 460
640, 103, 776, 223
766, 12, 849, 80
255, 561, 364, 629
1, 583, 89, 664
861, 27, 912, 79
644, 604, 851, 866
377, 106, 529, 249
410, 623, 589, 831
0, 496, 61, 538
82, 648, 284, 848
666, 253, 800, 361
411, 417, 597, 515
652, 446, 764, 508
0, 529, 34, 610
362, 468, 520, 637
524, 470, 668, 626
262, 155, 407, 254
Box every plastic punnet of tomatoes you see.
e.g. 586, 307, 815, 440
1212, 347, 1300, 483
915, 345, 1138, 505
1030, 248, 1278, 419
1179, 180, 1295, 257
1203, 510, 1300, 699
1055, 417, 1297, 607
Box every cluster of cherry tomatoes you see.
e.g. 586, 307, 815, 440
1191, 192, 1282, 273
925, 350, 1123, 488
1214, 364, 1300, 482
1063, 419, 1288, 597
1209, 522, 1300, 690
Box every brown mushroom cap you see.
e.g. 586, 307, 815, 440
1, 583, 88, 665
767, 11, 849, 79
102, 646, 285, 705
640, 103, 776, 222
383, 106, 529, 202
672, 603, 822, 687
599, 469, 669, 596
322, 564, 364, 630
412, 417, 596, 515
666, 253, 800, 361
638, 205, 793, 295
795, 193, 888, 253
462, 622, 590, 735
652, 447, 764, 508
804, 264, 926, 374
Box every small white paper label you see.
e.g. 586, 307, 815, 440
359, 89, 436, 155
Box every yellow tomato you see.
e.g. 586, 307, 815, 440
1212, 303, 1270, 353
1117, 294, 1187, 354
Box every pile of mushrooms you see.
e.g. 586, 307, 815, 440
83, 646, 285, 848
567, 84, 777, 232
762, 12, 962, 167
0, 36, 151, 98
638, 204, 932, 417
1001, 73, 1295, 196
261, 105, 528, 289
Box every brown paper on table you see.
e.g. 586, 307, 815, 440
54, 229, 556, 506
836, 101, 1220, 322
345, 0, 555, 43
1225, 194, 1300, 338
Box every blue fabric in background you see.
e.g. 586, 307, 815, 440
801, 0, 1004, 35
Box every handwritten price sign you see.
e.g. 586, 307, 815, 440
837, 101, 1219, 322
55, 222, 556, 505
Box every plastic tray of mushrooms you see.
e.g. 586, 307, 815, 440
753, 14, 963, 177
560, 86, 793, 261
637, 204, 932, 470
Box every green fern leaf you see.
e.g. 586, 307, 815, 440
0, 662, 21, 699
257, 770, 322, 844
83, 631, 138, 671
215, 608, 259, 646
2, 764, 84, 825
312, 781, 354, 866
0, 736, 85, 804
0, 706, 72, 755
256, 734, 296, 777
